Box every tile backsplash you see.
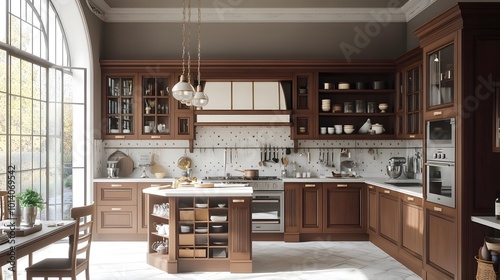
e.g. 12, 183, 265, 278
97, 126, 422, 180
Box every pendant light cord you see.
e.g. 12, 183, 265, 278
197, 0, 201, 84
186, 0, 192, 83
181, 0, 186, 76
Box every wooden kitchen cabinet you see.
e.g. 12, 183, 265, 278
400, 193, 423, 274
292, 73, 316, 139
284, 183, 301, 242
228, 197, 252, 269
94, 182, 157, 240
323, 183, 366, 233
367, 185, 378, 235
395, 48, 423, 139
378, 188, 400, 245
316, 65, 396, 139
101, 73, 138, 140
300, 183, 323, 233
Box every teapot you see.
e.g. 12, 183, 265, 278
371, 123, 385, 134
156, 242, 167, 254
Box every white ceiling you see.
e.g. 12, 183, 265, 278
86, 0, 437, 23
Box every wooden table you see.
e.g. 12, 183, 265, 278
0, 221, 75, 279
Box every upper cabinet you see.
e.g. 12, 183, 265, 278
316, 62, 396, 139
292, 73, 316, 139
395, 48, 423, 139
102, 74, 138, 140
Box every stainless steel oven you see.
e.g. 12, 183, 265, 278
252, 190, 284, 233
426, 118, 456, 208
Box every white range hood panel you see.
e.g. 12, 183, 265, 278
196, 114, 290, 123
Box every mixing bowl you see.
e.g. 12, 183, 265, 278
386, 165, 402, 179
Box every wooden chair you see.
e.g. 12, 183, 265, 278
25, 203, 95, 280
0, 191, 9, 221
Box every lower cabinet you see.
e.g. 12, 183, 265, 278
424, 203, 457, 279
284, 182, 366, 241
368, 185, 424, 277
94, 181, 163, 240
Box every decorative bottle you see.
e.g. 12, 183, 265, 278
13, 197, 22, 227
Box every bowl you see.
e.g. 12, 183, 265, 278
344, 124, 354, 129
195, 203, 208, 208
210, 215, 227, 222
386, 165, 402, 179
180, 225, 191, 233
379, 103, 389, 113
344, 128, 355, 134
212, 225, 225, 233
338, 82, 350, 89
218, 204, 226, 208
403, 164, 415, 179
485, 237, 500, 252
195, 227, 208, 233
154, 172, 166, 179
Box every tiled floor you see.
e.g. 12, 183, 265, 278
10, 240, 421, 280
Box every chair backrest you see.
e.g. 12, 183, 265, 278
69, 204, 94, 267
0, 191, 9, 221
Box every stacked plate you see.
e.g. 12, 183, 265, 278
321, 99, 331, 112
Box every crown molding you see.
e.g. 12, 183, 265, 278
86, 0, 440, 23
401, 0, 437, 21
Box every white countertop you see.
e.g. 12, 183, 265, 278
142, 184, 253, 197
471, 216, 500, 231
95, 176, 422, 197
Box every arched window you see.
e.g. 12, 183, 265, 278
0, 0, 89, 220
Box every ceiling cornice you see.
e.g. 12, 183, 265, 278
86, 0, 437, 23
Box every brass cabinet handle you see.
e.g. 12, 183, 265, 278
433, 206, 442, 212
433, 111, 443, 116
336, 184, 348, 188
151, 136, 161, 139
407, 196, 414, 201
304, 184, 316, 188
384, 190, 390, 194
111, 207, 122, 211
409, 135, 416, 138
368, 185, 374, 189
110, 184, 122, 187
114, 135, 125, 139
232, 199, 245, 203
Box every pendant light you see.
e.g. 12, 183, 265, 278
191, 0, 209, 108
172, 0, 194, 103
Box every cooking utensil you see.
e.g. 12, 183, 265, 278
259, 146, 266, 167
273, 148, 279, 163
236, 169, 259, 179
107, 150, 134, 177
285, 147, 291, 155
177, 151, 192, 171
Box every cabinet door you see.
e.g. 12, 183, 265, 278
405, 63, 423, 138
96, 205, 137, 234
174, 113, 194, 140
323, 183, 365, 233
229, 197, 252, 261
102, 74, 138, 140
367, 185, 377, 234
300, 183, 322, 233
401, 194, 423, 259
292, 115, 315, 139
137, 183, 155, 234
139, 74, 174, 140
425, 206, 456, 278
378, 188, 399, 245
284, 183, 301, 241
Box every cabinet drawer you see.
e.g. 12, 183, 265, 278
96, 205, 137, 234
399, 193, 422, 206
96, 183, 137, 205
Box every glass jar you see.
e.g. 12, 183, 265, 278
355, 100, 365, 113
344, 102, 353, 113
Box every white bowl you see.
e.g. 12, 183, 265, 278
180, 225, 191, 233
344, 128, 355, 134
218, 204, 226, 208
154, 172, 166, 179
338, 83, 350, 89
210, 215, 227, 222
344, 125, 354, 129
195, 203, 208, 208
195, 227, 207, 233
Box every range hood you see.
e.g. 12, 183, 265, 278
195, 80, 292, 125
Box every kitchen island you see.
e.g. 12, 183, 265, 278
143, 185, 253, 273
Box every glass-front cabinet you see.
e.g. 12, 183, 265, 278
405, 64, 423, 137
140, 75, 173, 139
103, 75, 136, 139
427, 44, 454, 109
292, 73, 315, 139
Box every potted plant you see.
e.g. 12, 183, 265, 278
17, 189, 44, 227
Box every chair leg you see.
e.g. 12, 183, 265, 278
86, 268, 90, 280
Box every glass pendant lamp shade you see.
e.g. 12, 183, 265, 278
172, 74, 195, 102
191, 85, 209, 107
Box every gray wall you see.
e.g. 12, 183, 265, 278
102, 22, 407, 61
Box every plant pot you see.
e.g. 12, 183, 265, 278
22, 206, 38, 227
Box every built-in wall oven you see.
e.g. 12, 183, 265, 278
426, 118, 456, 208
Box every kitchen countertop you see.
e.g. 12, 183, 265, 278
142, 184, 253, 197
471, 216, 500, 231
95, 176, 422, 197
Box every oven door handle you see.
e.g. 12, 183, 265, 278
252, 220, 280, 224
425, 162, 455, 167
252, 199, 280, 203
